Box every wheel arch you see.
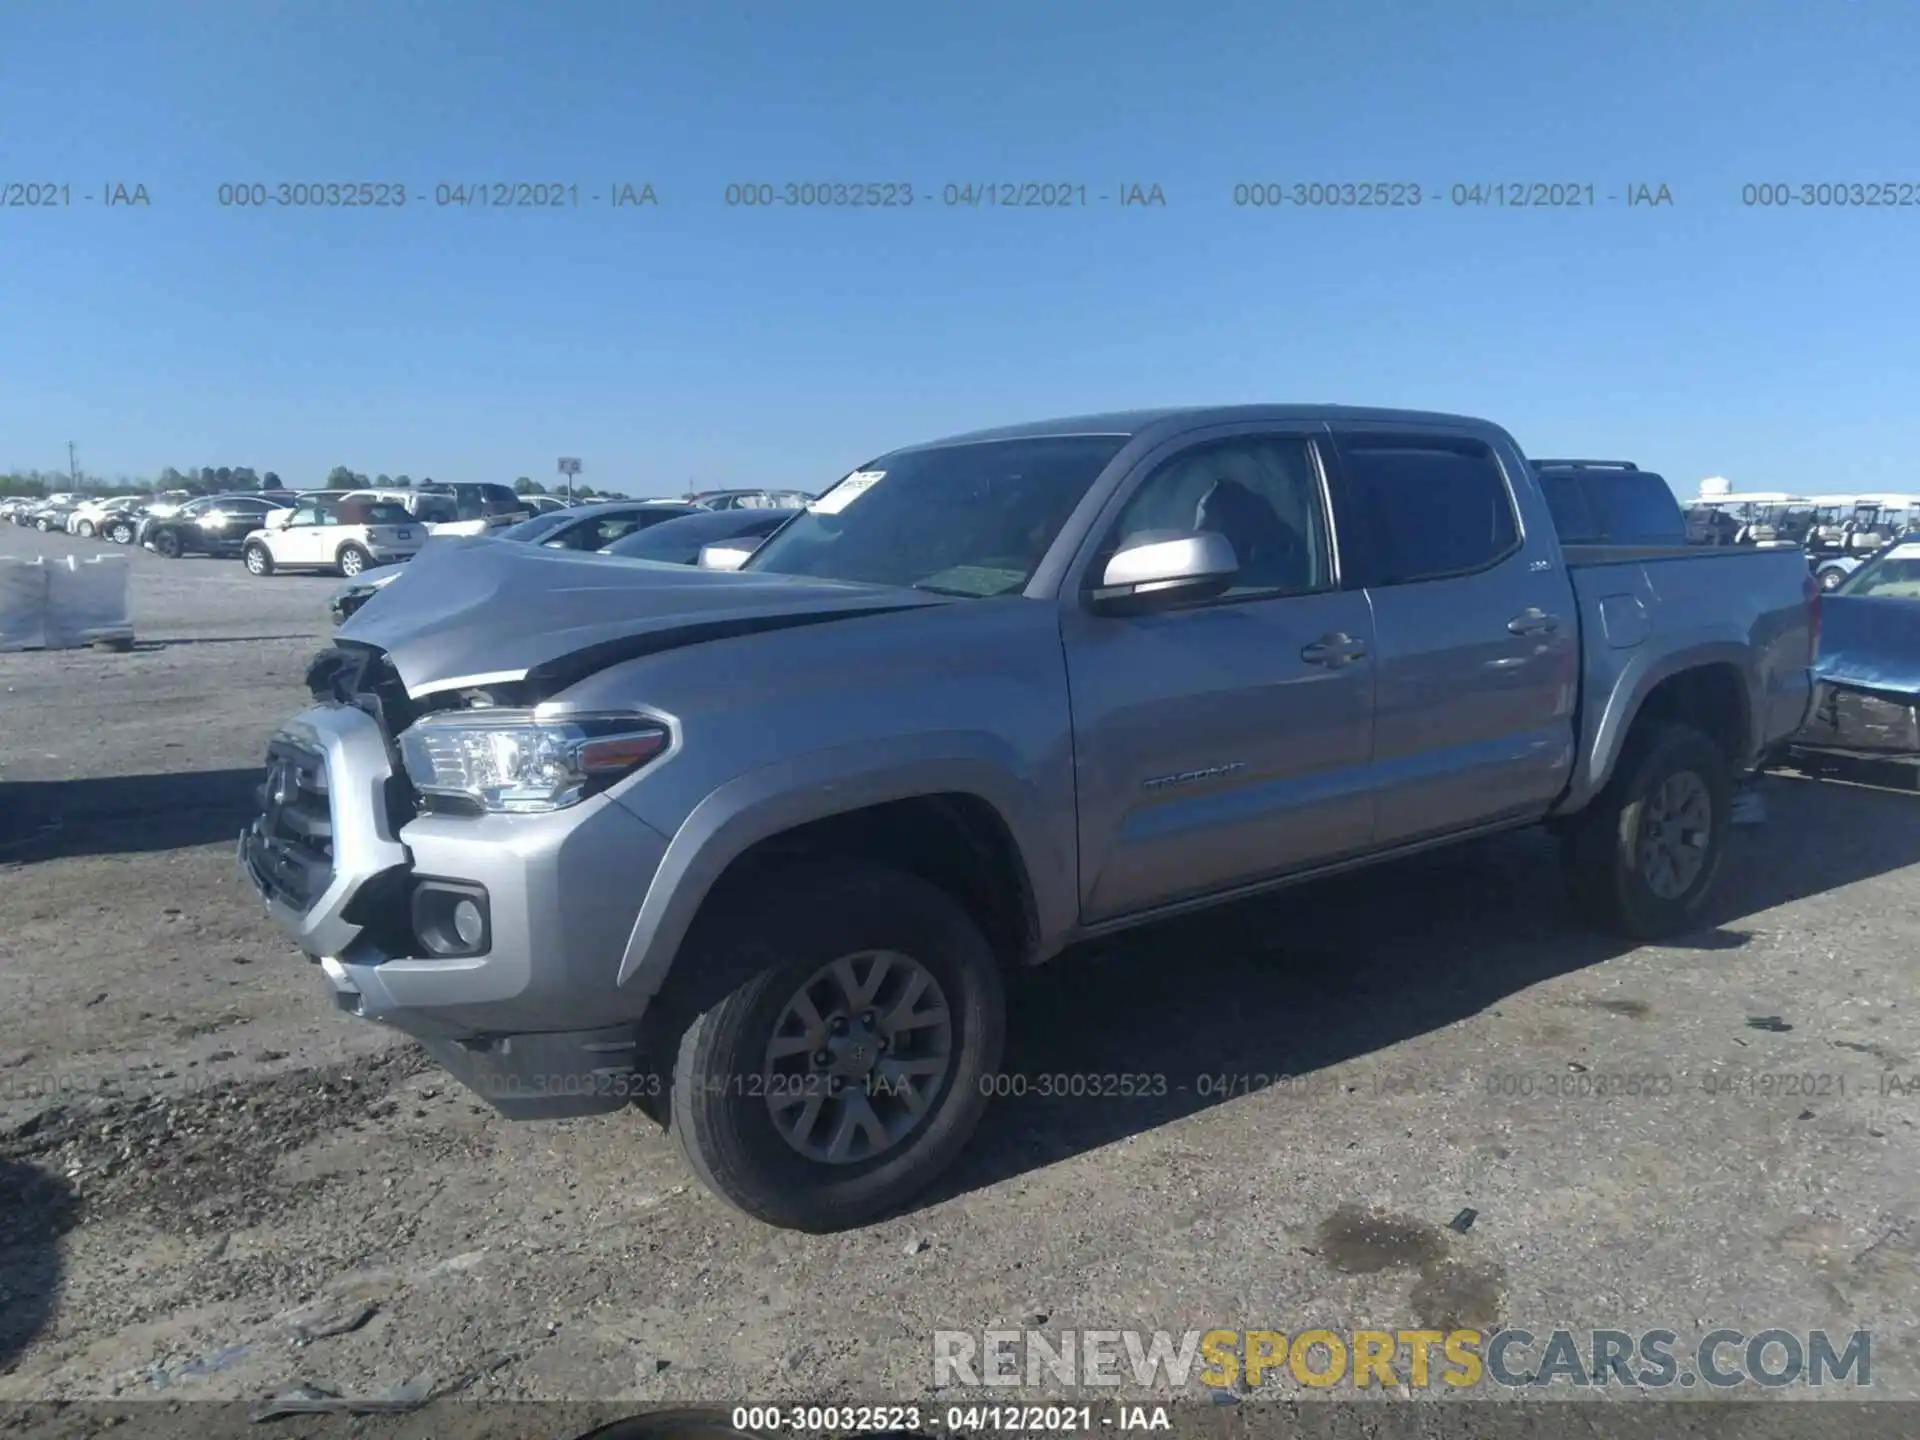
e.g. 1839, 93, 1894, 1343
1578, 648, 1755, 806
617, 748, 1065, 1024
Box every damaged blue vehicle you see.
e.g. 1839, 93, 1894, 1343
1792, 536, 1920, 779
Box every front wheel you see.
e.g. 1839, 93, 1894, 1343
336, 543, 371, 577
243, 542, 275, 576
668, 863, 1005, 1232
108, 521, 134, 544
34, 517, 53, 532
151, 529, 183, 558
1561, 722, 1733, 939
1818, 567, 1847, 592
75, 519, 95, 538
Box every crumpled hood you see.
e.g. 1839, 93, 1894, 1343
339, 534, 946, 697
1813, 594, 1920, 695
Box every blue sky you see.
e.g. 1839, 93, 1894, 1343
3, 0, 1915, 499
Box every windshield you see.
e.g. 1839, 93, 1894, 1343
1839, 544, 1920, 599
741, 435, 1130, 596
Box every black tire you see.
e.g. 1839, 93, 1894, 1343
1561, 722, 1733, 939
1818, 567, 1847, 592
75, 519, 95, 538
668, 861, 1005, 1232
151, 528, 183, 558
243, 542, 275, 576
108, 521, 134, 544
34, 517, 53, 532
337, 543, 372, 577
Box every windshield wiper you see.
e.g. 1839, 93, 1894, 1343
911, 582, 980, 598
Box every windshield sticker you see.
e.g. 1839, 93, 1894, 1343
808, 470, 885, 515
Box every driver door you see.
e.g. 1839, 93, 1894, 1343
279, 502, 331, 563
1059, 428, 1377, 923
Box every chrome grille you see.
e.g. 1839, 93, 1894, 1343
244, 739, 334, 910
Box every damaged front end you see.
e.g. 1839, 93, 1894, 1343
238, 541, 952, 1121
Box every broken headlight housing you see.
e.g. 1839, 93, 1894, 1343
397, 709, 670, 814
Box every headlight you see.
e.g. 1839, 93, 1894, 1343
397, 709, 670, 813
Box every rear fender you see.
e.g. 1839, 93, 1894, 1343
1560, 641, 1758, 812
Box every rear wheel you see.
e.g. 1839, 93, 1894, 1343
1562, 722, 1732, 939
75, 519, 95, 538
1818, 566, 1847, 592
243, 542, 275, 576
337, 543, 371, 577
151, 529, 182, 558
668, 862, 1005, 1232
34, 517, 53, 532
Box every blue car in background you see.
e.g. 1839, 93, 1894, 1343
1792, 534, 1920, 776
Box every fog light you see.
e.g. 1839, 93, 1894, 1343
410, 880, 491, 958
452, 897, 484, 947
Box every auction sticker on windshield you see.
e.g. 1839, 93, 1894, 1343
808, 470, 885, 515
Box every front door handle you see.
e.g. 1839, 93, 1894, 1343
1507, 608, 1561, 636
1301, 631, 1368, 666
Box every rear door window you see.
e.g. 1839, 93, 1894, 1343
1335, 435, 1521, 586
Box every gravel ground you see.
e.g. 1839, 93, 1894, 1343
3, 520, 1920, 1424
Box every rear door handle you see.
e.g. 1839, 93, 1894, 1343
1301, 632, 1368, 665
1507, 608, 1561, 636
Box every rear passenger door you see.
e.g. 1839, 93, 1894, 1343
1061, 428, 1378, 922
1328, 428, 1578, 846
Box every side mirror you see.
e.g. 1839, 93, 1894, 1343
1087, 531, 1238, 615
698, 541, 756, 571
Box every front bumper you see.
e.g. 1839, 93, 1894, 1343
238, 701, 676, 1117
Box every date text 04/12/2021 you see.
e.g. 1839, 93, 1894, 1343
729, 1406, 1168, 1433
721, 182, 1168, 207
209, 182, 660, 208
1229, 181, 1674, 208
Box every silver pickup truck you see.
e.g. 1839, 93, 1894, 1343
241, 406, 1816, 1231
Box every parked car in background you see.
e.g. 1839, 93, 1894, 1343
687, 488, 813, 511
412, 482, 532, 536
604, 506, 802, 567
516, 500, 700, 552
1792, 536, 1920, 774
140, 489, 198, 521
244, 493, 426, 577
94, 497, 156, 544
247, 403, 1816, 1231
324, 502, 701, 623
524, 495, 571, 515
65, 495, 147, 538
27, 498, 81, 532
140, 493, 291, 558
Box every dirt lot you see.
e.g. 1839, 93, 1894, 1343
3, 520, 1920, 1421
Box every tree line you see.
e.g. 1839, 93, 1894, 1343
0, 466, 631, 501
